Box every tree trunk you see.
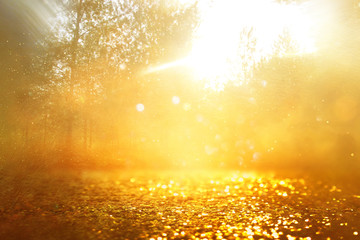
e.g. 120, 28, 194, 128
89, 117, 93, 149
43, 114, 47, 147
66, 0, 83, 157
83, 117, 87, 151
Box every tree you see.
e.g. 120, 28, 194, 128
26, 0, 199, 165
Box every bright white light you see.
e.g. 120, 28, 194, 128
187, 0, 317, 91
119, 63, 126, 70
136, 103, 144, 112
144, 0, 318, 92
261, 80, 268, 87
172, 96, 180, 104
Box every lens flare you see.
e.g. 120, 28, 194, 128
136, 103, 145, 112
172, 96, 180, 105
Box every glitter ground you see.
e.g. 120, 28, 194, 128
1, 170, 360, 239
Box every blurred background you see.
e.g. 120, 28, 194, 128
1, 0, 360, 171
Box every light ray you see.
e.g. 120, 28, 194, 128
146, 0, 318, 92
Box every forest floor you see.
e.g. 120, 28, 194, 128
0, 168, 360, 240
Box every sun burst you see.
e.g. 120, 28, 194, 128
145, 0, 317, 92
185, 0, 317, 91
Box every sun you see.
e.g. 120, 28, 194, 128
185, 0, 317, 91
146, 0, 317, 91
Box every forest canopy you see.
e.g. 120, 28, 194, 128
1, 0, 360, 170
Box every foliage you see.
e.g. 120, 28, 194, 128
7, 0, 200, 166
